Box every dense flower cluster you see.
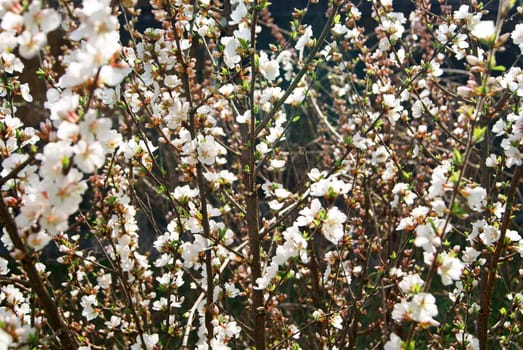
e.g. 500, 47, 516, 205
0, 0, 522, 349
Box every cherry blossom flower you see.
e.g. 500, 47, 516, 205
27, 231, 52, 251
454, 5, 471, 21
197, 135, 220, 165
70, 0, 118, 41
221, 36, 240, 68
0, 258, 9, 275
435, 22, 469, 59
399, 273, 424, 294
410, 293, 439, 326
104, 315, 121, 329
39, 205, 69, 235
131, 333, 158, 350
1, 52, 23, 74
384, 333, 402, 350
229, 0, 247, 25
99, 63, 131, 87
485, 154, 498, 167
283, 225, 309, 263
456, 331, 480, 350
438, 252, 464, 286
254, 263, 278, 290
392, 183, 416, 207
1, 11, 23, 32
462, 247, 481, 264
270, 159, 286, 170
330, 314, 343, 329
80, 294, 99, 321
310, 175, 351, 198
391, 298, 411, 323
479, 225, 500, 246
97, 274, 112, 289
165, 99, 190, 129
296, 199, 322, 227
17, 30, 47, 59
512, 24, 523, 52
296, 26, 313, 59
332, 24, 348, 36
181, 235, 208, 269
259, 51, 279, 81
471, 21, 496, 44
224, 283, 240, 298
414, 221, 444, 253
378, 12, 406, 47
322, 207, 347, 244
463, 186, 487, 212
371, 145, 389, 164
73, 140, 105, 173
23, 0, 61, 34
78, 112, 111, 142
427, 161, 451, 199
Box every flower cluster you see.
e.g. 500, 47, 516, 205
0, 0, 522, 349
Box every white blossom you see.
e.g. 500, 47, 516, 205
322, 207, 347, 244
384, 333, 402, 350
197, 135, 220, 165
464, 186, 487, 212
80, 294, 99, 321
259, 51, 279, 81
456, 331, 480, 350
221, 36, 240, 68
438, 252, 464, 286
229, 0, 247, 25
414, 220, 444, 253
471, 21, 496, 43
512, 24, 523, 52
399, 273, 424, 294
27, 231, 52, 251
296, 26, 313, 59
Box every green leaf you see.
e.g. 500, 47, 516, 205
411, 283, 422, 294
35, 68, 47, 80
157, 184, 167, 194
238, 38, 250, 50
453, 149, 463, 166
449, 170, 460, 184
61, 156, 70, 170
107, 196, 117, 206
473, 126, 487, 143
451, 202, 468, 218
404, 340, 416, 350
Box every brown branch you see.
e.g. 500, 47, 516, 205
478, 165, 522, 350
246, 1, 266, 349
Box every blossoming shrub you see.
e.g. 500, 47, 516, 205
0, 0, 522, 349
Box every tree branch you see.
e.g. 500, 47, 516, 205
0, 197, 78, 349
